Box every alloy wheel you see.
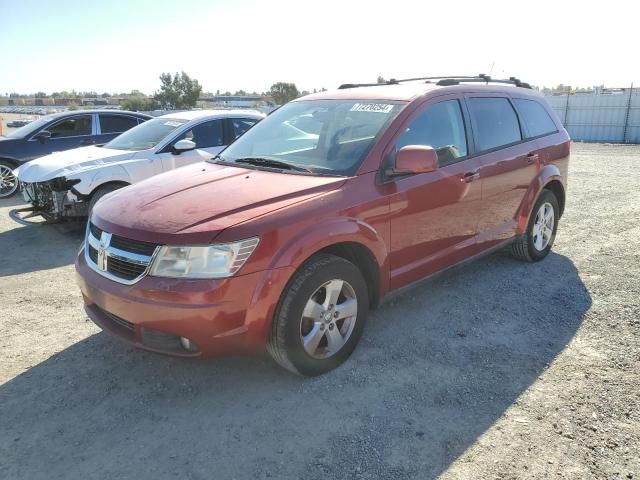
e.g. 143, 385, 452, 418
299, 279, 358, 359
0, 164, 18, 198
532, 202, 554, 251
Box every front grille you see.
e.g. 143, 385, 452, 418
110, 235, 158, 256
90, 222, 158, 256
86, 223, 160, 284
89, 222, 102, 239
88, 244, 98, 263
106, 255, 147, 280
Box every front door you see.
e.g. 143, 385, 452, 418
25, 114, 94, 161
158, 119, 226, 171
388, 97, 482, 290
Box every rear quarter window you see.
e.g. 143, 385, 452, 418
513, 99, 558, 138
468, 97, 521, 151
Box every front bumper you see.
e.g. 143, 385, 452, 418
75, 249, 294, 358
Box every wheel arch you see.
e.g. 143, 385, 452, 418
89, 180, 130, 199
0, 157, 20, 169
544, 179, 565, 218
313, 242, 381, 309
516, 164, 565, 234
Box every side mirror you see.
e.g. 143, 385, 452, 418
172, 139, 196, 154
388, 145, 438, 177
33, 130, 51, 143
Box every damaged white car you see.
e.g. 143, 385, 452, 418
12, 109, 264, 223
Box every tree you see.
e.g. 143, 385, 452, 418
269, 82, 299, 105
377, 76, 387, 84
154, 71, 202, 109
121, 96, 156, 112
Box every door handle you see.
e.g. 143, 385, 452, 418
461, 171, 480, 183
526, 153, 539, 164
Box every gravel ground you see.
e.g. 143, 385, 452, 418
0, 143, 638, 479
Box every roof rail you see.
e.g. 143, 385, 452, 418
338, 74, 532, 90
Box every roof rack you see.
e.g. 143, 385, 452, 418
338, 74, 532, 90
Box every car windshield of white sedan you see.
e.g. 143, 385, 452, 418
216, 100, 404, 175
104, 117, 188, 151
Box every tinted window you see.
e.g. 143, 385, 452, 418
100, 115, 139, 134
48, 116, 92, 138
468, 98, 521, 151
513, 99, 557, 138
231, 118, 258, 140
396, 100, 468, 166
175, 120, 224, 148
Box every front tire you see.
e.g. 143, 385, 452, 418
511, 189, 560, 262
0, 160, 19, 198
88, 183, 126, 214
267, 254, 369, 376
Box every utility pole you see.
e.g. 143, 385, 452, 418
622, 82, 633, 144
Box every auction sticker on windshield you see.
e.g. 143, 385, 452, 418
349, 103, 394, 113
164, 121, 183, 127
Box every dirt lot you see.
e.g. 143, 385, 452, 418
0, 113, 40, 135
0, 143, 638, 479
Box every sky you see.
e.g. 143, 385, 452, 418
1, 0, 639, 95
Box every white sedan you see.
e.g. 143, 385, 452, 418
13, 110, 263, 223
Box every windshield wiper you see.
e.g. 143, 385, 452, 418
233, 157, 312, 173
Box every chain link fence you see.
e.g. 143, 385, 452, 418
545, 86, 639, 143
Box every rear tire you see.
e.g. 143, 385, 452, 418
0, 160, 19, 198
267, 254, 369, 376
511, 189, 559, 262
88, 183, 126, 214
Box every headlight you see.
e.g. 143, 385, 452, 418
149, 237, 260, 279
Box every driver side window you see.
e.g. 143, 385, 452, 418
48, 116, 92, 138
396, 100, 467, 167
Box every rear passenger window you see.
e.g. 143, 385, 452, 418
396, 100, 468, 166
231, 118, 258, 140
100, 115, 139, 134
513, 99, 557, 138
468, 98, 521, 151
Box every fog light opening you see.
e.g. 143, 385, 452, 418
180, 336, 198, 352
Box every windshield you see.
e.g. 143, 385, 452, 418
104, 117, 188, 151
6, 116, 52, 138
216, 100, 404, 175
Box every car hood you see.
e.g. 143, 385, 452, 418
16, 146, 137, 183
92, 162, 347, 244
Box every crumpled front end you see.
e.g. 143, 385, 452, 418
11, 177, 87, 224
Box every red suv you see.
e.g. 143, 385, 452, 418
76, 75, 570, 376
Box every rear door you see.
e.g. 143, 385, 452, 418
464, 95, 537, 248
388, 96, 482, 289
157, 118, 226, 171
96, 114, 142, 144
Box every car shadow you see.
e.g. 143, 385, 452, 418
0, 219, 84, 277
0, 252, 591, 479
